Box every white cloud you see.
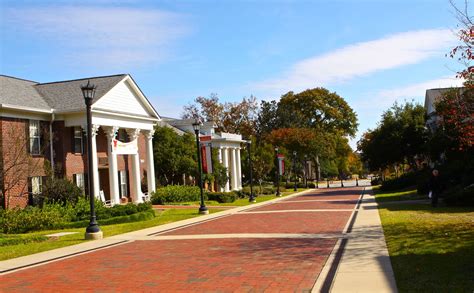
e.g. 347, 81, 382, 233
357, 76, 464, 110
254, 29, 457, 95
3, 6, 189, 68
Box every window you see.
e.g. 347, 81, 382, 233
119, 170, 128, 198
29, 120, 40, 155
73, 173, 85, 190
30, 176, 43, 195
73, 127, 83, 154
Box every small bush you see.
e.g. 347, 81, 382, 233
371, 177, 383, 186
443, 185, 474, 206
0, 204, 69, 234
261, 186, 275, 195
151, 185, 205, 204
42, 178, 84, 205
207, 192, 237, 203
308, 183, 316, 188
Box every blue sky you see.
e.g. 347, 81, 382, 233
0, 0, 467, 148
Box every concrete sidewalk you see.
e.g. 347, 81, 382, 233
313, 187, 398, 292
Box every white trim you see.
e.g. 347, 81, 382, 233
0, 103, 53, 114
92, 109, 159, 122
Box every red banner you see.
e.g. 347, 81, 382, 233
201, 145, 208, 173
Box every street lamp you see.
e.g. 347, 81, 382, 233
304, 155, 308, 188
81, 80, 102, 240
192, 119, 209, 215
247, 140, 256, 203
293, 151, 297, 191
274, 147, 281, 197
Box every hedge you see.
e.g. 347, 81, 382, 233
151, 185, 205, 204
207, 192, 238, 203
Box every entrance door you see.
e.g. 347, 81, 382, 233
99, 169, 110, 201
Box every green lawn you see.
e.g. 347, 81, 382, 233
0, 208, 220, 261
373, 187, 426, 203
165, 189, 307, 207
375, 189, 474, 292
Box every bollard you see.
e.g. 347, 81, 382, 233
341, 179, 344, 187
327, 179, 330, 188
356, 178, 359, 187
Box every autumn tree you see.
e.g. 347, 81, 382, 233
182, 94, 258, 138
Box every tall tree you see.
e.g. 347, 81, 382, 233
153, 126, 196, 186
358, 102, 427, 171
182, 94, 258, 138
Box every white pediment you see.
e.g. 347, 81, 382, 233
93, 78, 156, 118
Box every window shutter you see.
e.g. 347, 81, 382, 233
39, 122, 46, 156
71, 127, 76, 153
126, 171, 130, 197
26, 121, 31, 154
82, 131, 87, 155
118, 171, 122, 198
27, 177, 33, 205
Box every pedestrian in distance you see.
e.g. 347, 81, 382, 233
428, 169, 441, 207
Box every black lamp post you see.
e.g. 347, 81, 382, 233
275, 147, 281, 197
247, 140, 256, 203
192, 119, 209, 215
304, 155, 308, 188
293, 151, 297, 191
82, 81, 102, 240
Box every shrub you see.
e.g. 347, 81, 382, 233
151, 185, 205, 204
297, 182, 306, 188
207, 192, 237, 203
443, 184, 474, 206
42, 178, 84, 205
261, 186, 275, 195
0, 204, 69, 234
308, 183, 316, 188
371, 177, 383, 186
63, 210, 156, 228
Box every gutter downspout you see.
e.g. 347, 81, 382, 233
50, 113, 55, 178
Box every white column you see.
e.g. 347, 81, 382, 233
104, 126, 120, 205
231, 148, 238, 190
127, 128, 143, 203
143, 130, 156, 195
236, 147, 242, 190
90, 125, 100, 199
222, 147, 230, 192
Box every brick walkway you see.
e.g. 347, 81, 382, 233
0, 187, 363, 292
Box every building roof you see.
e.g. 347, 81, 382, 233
35, 74, 126, 112
0, 75, 50, 110
424, 87, 464, 115
0, 74, 160, 118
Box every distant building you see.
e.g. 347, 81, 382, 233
424, 87, 464, 132
164, 118, 244, 191
0, 74, 159, 208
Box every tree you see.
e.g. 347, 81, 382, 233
241, 137, 275, 188
448, 0, 473, 88
435, 88, 474, 149
152, 126, 196, 186
182, 94, 258, 138
357, 102, 427, 172
277, 88, 358, 137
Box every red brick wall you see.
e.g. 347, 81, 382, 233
1, 119, 151, 208
1, 117, 49, 208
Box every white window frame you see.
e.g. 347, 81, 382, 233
74, 173, 85, 190
29, 120, 41, 155
119, 170, 128, 198
30, 176, 43, 195
74, 127, 83, 154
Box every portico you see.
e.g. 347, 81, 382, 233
214, 134, 244, 191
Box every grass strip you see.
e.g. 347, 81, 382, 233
375, 189, 474, 292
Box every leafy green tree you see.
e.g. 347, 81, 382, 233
153, 126, 196, 186
241, 137, 275, 187
358, 102, 427, 172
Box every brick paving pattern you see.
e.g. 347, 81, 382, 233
1, 238, 336, 292
162, 212, 352, 235
248, 200, 358, 211
0, 187, 363, 292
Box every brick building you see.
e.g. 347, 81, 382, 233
0, 74, 159, 208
